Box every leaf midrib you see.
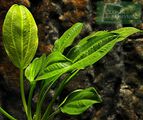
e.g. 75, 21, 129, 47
11, 6, 20, 66
70, 39, 117, 69
73, 34, 117, 62
63, 99, 99, 106
19, 6, 24, 68
24, 7, 32, 65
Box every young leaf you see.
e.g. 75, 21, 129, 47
2, 4, 38, 69
25, 54, 46, 83
59, 87, 102, 115
53, 23, 83, 53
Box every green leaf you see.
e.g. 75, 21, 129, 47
2, 4, 38, 69
111, 27, 141, 42
25, 51, 72, 82
74, 31, 109, 47
25, 54, 46, 83
43, 51, 72, 69
67, 32, 117, 62
59, 87, 102, 115
44, 74, 62, 86
36, 62, 71, 81
71, 40, 117, 69
36, 52, 72, 81
53, 23, 83, 53
37, 52, 72, 81
67, 27, 141, 70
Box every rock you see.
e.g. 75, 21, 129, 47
135, 85, 143, 98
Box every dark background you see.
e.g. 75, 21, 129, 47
0, 0, 143, 120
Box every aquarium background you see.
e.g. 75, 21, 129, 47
0, 0, 143, 120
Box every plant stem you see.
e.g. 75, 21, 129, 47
47, 109, 60, 120
34, 80, 56, 120
34, 83, 49, 120
0, 107, 17, 120
20, 68, 28, 115
41, 81, 64, 119
41, 70, 78, 120
27, 83, 36, 120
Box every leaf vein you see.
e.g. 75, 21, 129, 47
11, 8, 20, 66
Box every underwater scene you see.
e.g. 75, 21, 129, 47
0, 0, 143, 120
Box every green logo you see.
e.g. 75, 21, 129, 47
96, 2, 141, 24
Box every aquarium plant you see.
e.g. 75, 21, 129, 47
0, 4, 141, 120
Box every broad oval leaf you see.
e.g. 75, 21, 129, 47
2, 4, 38, 69
53, 23, 83, 53
59, 87, 102, 115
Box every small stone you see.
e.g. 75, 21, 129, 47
133, 39, 143, 59
63, 0, 89, 9
135, 85, 143, 98
120, 85, 133, 96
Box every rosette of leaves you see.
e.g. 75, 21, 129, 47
1, 3, 141, 120
25, 22, 140, 119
